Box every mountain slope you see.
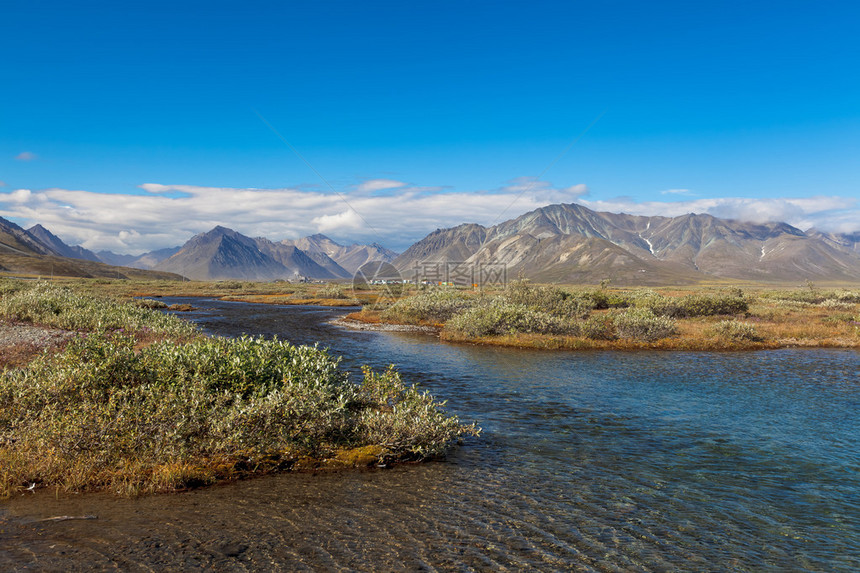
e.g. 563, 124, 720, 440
27, 224, 102, 262
0, 217, 183, 280
808, 230, 860, 254
253, 237, 344, 279
96, 246, 182, 269
95, 250, 139, 267
155, 226, 336, 281
281, 234, 397, 274
127, 246, 183, 269
0, 218, 55, 256
155, 227, 285, 281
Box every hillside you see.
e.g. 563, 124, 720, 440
0, 217, 183, 280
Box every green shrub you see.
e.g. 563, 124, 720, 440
833, 291, 860, 303
759, 289, 860, 305
502, 280, 591, 318
634, 291, 748, 318
356, 366, 472, 457
0, 280, 25, 297
0, 333, 476, 493
674, 293, 749, 317
320, 282, 348, 299
709, 320, 764, 342
577, 316, 616, 340
612, 308, 678, 341
818, 299, 856, 310
446, 299, 575, 337
579, 289, 632, 310
135, 298, 168, 309
822, 313, 856, 324
381, 288, 476, 324
0, 282, 195, 337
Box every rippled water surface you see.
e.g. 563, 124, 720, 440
2, 299, 859, 571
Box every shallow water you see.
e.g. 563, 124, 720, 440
2, 298, 858, 571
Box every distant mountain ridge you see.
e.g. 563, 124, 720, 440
279, 233, 397, 274
6, 221, 398, 281
394, 203, 860, 284
0, 217, 183, 280
154, 227, 396, 281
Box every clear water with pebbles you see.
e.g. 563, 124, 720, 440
2, 298, 858, 571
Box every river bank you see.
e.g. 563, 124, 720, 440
340, 281, 860, 351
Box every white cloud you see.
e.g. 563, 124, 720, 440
312, 210, 364, 232
0, 179, 856, 254
14, 151, 37, 161
355, 179, 407, 193
0, 181, 7, 187
579, 195, 859, 233
139, 183, 173, 193
8, 189, 32, 203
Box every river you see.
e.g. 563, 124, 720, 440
2, 298, 858, 571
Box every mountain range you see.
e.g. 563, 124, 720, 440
393, 203, 860, 285
2, 202, 858, 284
0, 217, 398, 282
152, 227, 397, 281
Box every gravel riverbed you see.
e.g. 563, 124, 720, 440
0, 323, 74, 367
0, 323, 74, 348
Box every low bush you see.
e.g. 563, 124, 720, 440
822, 313, 856, 324
135, 298, 168, 309
759, 288, 860, 306
320, 282, 349, 299
381, 288, 476, 324
502, 280, 591, 318
0, 333, 476, 495
356, 365, 472, 456
634, 291, 748, 318
445, 299, 574, 337
577, 316, 616, 340
612, 308, 678, 341
0, 282, 195, 337
817, 299, 856, 310
709, 320, 764, 342
833, 291, 860, 303
578, 289, 632, 310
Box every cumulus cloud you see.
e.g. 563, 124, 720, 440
0, 179, 856, 254
312, 209, 364, 232
14, 151, 37, 161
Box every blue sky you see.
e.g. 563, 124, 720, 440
1, 1, 858, 253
